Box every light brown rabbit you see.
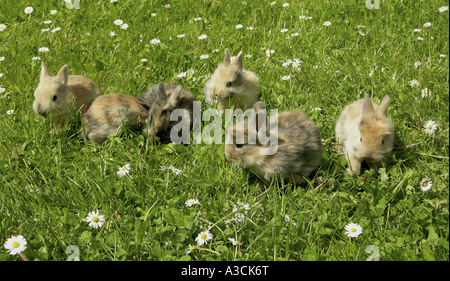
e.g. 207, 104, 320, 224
33, 62, 100, 128
335, 93, 394, 174
204, 49, 259, 113
225, 102, 322, 185
82, 93, 148, 144
137, 83, 196, 143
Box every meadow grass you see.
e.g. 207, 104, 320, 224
0, 0, 448, 261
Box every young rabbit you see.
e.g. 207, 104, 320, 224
204, 49, 259, 113
33, 62, 100, 128
82, 93, 149, 144
224, 102, 322, 185
137, 83, 196, 143
335, 93, 394, 174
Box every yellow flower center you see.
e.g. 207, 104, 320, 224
428, 125, 433, 129
422, 181, 428, 187
12, 241, 20, 248
351, 228, 356, 232
201, 233, 207, 240
92, 216, 99, 222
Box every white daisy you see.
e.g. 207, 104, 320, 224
281, 75, 291, 80
185, 199, 200, 207
177, 71, 187, 79
291, 58, 302, 68
24, 6, 34, 14
228, 238, 241, 246
409, 79, 419, 87
357, 30, 365, 36
423, 120, 437, 135
0, 87, 6, 94
198, 34, 207, 40
151, 13, 157, 17
6, 109, 14, 115
164, 4, 171, 9
0, 24, 7, 32
282, 2, 289, 7
177, 34, 186, 38
232, 202, 250, 213
0, 56, 4, 61
271, 1, 277, 5
186, 244, 195, 255
32, 56, 41, 61
291, 32, 300, 37
423, 22, 432, 28
246, 26, 255, 30
195, 230, 213, 246
265, 49, 275, 57
38, 47, 49, 53
200, 54, 209, 59
41, 28, 50, 32
323, 21, 332, 26
440, 54, 446, 58
280, 28, 288, 33
140, 58, 148, 63
193, 17, 202, 21
150, 38, 161, 45
50, 10, 57, 15
51, 27, 61, 33
4, 235, 27, 255
86, 210, 106, 229
344, 223, 363, 238
420, 178, 433, 191
43, 20, 52, 24
414, 61, 421, 68
439, 6, 449, 12
421, 88, 431, 98
413, 28, 422, 32
109, 31, 116, 37
117, 164, 130, 176
114, 19, 124, 26
236, 24, 243, 29
120, 23, 129, 30
417, 36, 424, 41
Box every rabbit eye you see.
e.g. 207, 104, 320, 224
226, 81, 232, 87
235, 143, 243, 149
52, 95, 57, 101
381, 139, 385, 145
360, 137, 362, 142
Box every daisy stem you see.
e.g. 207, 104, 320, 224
19, 252, 29, 261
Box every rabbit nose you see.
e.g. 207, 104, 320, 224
37, 106, 47, 117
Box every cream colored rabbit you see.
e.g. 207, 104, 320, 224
204, 49, 259, 113
335, 93, 394, 174
225, 102, 322, 185
33, 62, 100, 128
82, 93, 148, 144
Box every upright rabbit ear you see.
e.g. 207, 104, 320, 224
163, 86, 182, 111
377, 95, 390, 117
56, 65, 69, 85
40, 62, 51, 81
361, 93, 375, 122
224, 49, 231, 64
235, 51, 244, 71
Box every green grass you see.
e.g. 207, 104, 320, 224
0, 0, 448, 261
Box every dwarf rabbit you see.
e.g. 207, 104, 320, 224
224, 102, 322, 185
82, 93, 149, 144
335, 93, 394, 174
137, 83, 196, 143
204, 49, 259, 113
33, 62, 100, 128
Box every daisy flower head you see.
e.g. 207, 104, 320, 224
24, 6, 34, 14
440, 54, 447, 58
186, 244, 195, 255
200, 54, 209, 60
421, 88, 431, 98
236, 24, 243, 29
409, 79, 419, 87
6, 109, 14, 115
246, 26, 255, 30
198, 34, 207, 40
110, 31, 116, 37
323, 21, 332, 26
423, 120, 437, 135
282, 2, 289, 7
0, 87, 6, 94
177, 71, 187, 79
193, 17, 202, 21
420, 178, 433, 191
0, 24, 6, 32
177, 33, 186, 38
185, 199, 200, 207
265, 49, 275, 57
38, 47, 49, 53
228, 238, 241, 246
439, 6, 449, 12
4, 235, 27, 255
86, 210, 106, 229
417, 36, 424, 41
117, 163, 130, 176
195, 230, 213, 246
281, 75, 291, 80
413, 28, 422, 32
150, 38, 161, 45
0, 56, 4, 61
120, 23, 129, 30
114, 19, 123, 26
344, 223, 363, 238
414, 61, 421, 68
50, 10, 57, 15
423, 22, 432, 28
280, 28, 288, 33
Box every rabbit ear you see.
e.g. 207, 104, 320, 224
157, 83, 168, 104
40, 62, 51, 81
56, 65, 69, 85
163, 86, 182, 111
235, 51, 244, 71
361, 93, 375, 121
137, 96, 151, 112
377, 95, 390, 117
224, 49, 231, 64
